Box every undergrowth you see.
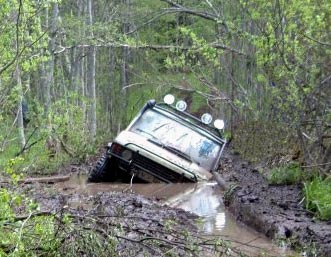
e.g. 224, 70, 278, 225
267, 162, 303, 185
304, 177, 331, 220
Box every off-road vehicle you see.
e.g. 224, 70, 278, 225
88, 95, 226, 183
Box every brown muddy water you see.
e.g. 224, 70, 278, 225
56, 174, 295, 257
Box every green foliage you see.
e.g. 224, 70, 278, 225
304, 177, 331, 220
48, 95, 96, 158
0, 0, 50, 77
0, 159, 58, 256
2, 157, 25, 184
267, 162, 303, 185
164, 27, 221, 73
0, 91, 98, 175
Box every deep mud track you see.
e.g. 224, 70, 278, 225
220, 150, 331, 257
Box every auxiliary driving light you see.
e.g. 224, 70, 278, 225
164, 94, 175, 105
214, 119, 225, 130
176, 100, 187, 111
201, 113, 213, 124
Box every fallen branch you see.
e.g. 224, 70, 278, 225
0, 175, 71, 184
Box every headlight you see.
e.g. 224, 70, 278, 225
122, 149, 133, 161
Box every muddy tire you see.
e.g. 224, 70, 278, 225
88, 155, 113, 182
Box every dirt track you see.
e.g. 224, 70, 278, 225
219, 150, 331, 257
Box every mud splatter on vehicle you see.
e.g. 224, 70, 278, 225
88, 95, 226, 183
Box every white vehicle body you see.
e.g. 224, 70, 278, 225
89, 99, 226, 183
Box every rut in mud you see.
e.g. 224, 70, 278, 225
219, 149, 331, 257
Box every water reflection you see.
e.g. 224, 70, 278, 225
165, 181, 294, 257
166, 182, 225, 233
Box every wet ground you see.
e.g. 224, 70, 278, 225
6, 148, 330, 256
220, 150, 331, 257
52, 174, 294, 257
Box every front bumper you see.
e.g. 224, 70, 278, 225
109, 151, 197, 183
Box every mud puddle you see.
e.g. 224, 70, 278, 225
56, 174, 294, 257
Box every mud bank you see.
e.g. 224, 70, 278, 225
219, 150, 331, 257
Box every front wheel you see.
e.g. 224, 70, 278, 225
88, 155, 114, 182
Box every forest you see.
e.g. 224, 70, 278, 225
0, 0, 330, 256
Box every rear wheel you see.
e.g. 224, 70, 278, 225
88, 155, 114, 182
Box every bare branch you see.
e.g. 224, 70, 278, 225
160, 0, 220, 22
321, 75, 331, 84
121, 83, 145, 91
303, 34, 331, 47
204, 0, 220, 17
301, 162, 331, 168
126, 10, 175, 35
54, 41, 246, 56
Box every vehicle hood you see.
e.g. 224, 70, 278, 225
114, 130, 212, 181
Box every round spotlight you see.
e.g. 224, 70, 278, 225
176, 100, 187, 111
163, 94, 175, 105
214, 119, 225, 129
201, 113, 213, 124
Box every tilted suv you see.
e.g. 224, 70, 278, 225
88, 95, 226, 183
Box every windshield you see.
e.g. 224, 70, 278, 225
130, 109, 222, 170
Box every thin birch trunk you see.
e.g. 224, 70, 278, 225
43, 2, 58, 117
87, 0, 97, 140
15, 65, 26, 148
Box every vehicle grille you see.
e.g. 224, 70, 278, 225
133, 154, 195, 183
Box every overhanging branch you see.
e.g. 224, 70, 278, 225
160, 0, 217, 22
54, 41, 246, 56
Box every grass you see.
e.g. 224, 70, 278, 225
304, 177, 331, 220
267, 162, 303, 185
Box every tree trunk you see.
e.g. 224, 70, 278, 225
119, 0, 132, 125
15, 65, 26, 148
108, 47, 116, 133
87, 0, 97, 140
43, 2, 58, 117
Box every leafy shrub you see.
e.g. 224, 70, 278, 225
304, 177, 331, 220
267, 162, 303, 185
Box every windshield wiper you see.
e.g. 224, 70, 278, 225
147, 137, 164, 147
135, 128, 157, 139
152, 123, 169, 132
176, 133, 188, 142
148, 138, 193, 163
164, 145, 192, 163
